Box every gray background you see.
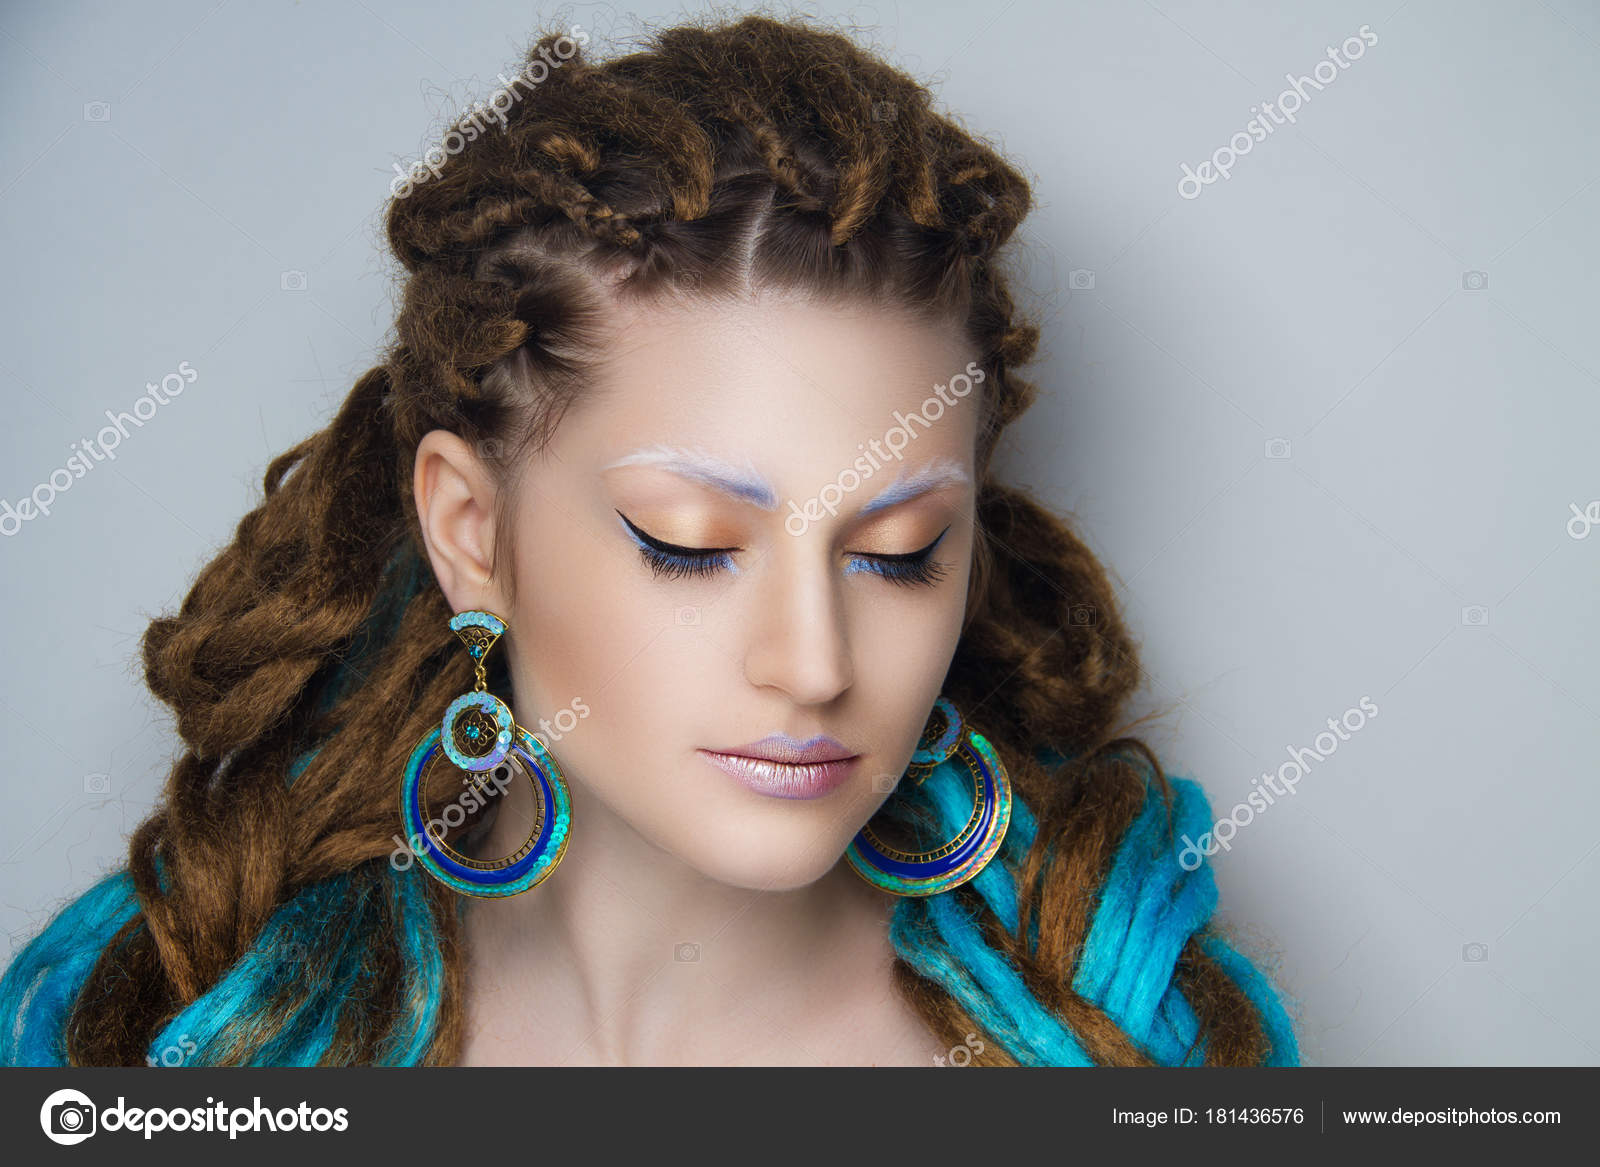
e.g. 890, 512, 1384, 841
2, 0, 1595, 1066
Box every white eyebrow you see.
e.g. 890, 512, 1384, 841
858, 457, 970, 514
600, 445, 778, 509
600, 445, 970, 513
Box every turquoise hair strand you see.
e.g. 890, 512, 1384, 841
886, 747, 1302, 1066
0, 867, 142, 1065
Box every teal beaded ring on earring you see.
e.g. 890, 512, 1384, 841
397, 609, 571, 898
845, 696, 1011, 897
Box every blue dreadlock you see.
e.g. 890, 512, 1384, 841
889, 746, 1300, 1065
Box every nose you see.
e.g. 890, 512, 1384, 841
742, 543, 854, 705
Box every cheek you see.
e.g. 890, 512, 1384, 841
507, 525, 686, 771
850, 588, 968, 751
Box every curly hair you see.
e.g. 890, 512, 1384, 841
0, 12, 1298, 1066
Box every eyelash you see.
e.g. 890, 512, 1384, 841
616, 511, 952, 589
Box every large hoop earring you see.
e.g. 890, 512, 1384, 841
396, 610, 571, 898
845, 697, 1012, 897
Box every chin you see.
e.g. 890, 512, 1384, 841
638, 752, 883, 891
670, 822, 860, 892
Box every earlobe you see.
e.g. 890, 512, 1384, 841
413, 429, 502, 609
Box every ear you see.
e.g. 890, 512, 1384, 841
413, 429, 511, 615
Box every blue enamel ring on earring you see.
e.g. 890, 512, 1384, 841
845, 700, 1012, 897
399, 724, 571, 898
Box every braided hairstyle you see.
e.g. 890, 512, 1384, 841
0, 14, 1295, 1066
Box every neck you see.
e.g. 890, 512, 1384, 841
455, 752, 900, 1064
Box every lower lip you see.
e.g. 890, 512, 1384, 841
699, 750, 858, 800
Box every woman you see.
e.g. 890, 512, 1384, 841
0, 13, 1298, 1066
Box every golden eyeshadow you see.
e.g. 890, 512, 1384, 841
848, 514, 942, 556
614, 510, 734, 548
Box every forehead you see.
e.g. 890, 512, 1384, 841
569, 294, 981, 485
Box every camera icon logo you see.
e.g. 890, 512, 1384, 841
83, 102, 111, 122
675, 605, 700, 626
1462, 942, 1489, 962
1461, 270, 1488, 291
83, 772, 111, 795
280, 270, 308, 291
278, 940, 309, 965
1264, 438, 1292, 460
1460, 605, 1489, 627
872, 773, 899, 794
1068, 268, 1096, 291
40, 1088, 97, 1145
674, 941, 700, 962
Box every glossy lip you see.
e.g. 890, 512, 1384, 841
710, 733, 855, 764
699, 749, 859, 800
701, 734, 859, 800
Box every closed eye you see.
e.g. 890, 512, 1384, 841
615, 510, 951, 588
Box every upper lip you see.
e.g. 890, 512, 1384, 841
705, 734, 857, 765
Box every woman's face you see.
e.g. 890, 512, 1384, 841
420, 291, 983, 891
